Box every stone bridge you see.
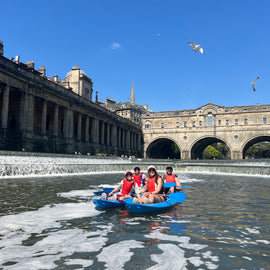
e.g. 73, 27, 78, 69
142, 103, 270, 159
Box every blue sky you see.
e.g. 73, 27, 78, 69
1, 0, 269, 111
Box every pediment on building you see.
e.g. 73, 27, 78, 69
196, 103, 225, 114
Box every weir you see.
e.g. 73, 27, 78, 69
0, 151, 270, 178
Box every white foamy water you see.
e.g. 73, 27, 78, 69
0, 201, 107, 269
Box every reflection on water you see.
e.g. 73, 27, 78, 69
0, 173, 269, 269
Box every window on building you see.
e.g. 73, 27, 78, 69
121, 112, 123, 116
235, 119, 238, 126
199, 121, 202, 127
192, 121, 196, 127
145, 123, 151, 129
263, 118, 267, 124
176, 122, 179, 128
161, 123, 164, 128
218, 120, 221, 126
226, 120, 229, 126
244, 118, 248, 125
207, 112, 213, 126
184, 121, 187, 127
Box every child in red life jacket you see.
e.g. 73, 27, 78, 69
133, 167, 147, 189
102, 170, 135, 201
133, 165, 165, 204
163, 165, 182, 194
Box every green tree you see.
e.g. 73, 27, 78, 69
202, 145, 220, 159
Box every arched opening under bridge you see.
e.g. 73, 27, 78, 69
146, 138, 181, 159
243, 136, 270, 159
191, 137, 230, 159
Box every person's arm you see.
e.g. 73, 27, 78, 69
108, 181, 122, 196
175, 176, 182, 190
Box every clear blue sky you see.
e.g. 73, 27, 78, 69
1, 0, 269, 111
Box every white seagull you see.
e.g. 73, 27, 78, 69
188, 42, 205, 54
251, 76, 259, 92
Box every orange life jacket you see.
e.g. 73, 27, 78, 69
120, 178, 134, 195
133, 172, 143, 187
164, 174, 176, 183
147, 176, 160, 192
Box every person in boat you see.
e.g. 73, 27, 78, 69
133, 167, 147, 189
101, 170, 135, 201
163, 165, 182, 194
133, 165, 165, 204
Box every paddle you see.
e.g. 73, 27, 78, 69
163, 182, 190, 189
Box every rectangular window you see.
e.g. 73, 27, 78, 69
235, 119, 238, 126
184, 121, 187, 127
192, 121, 196, 127
244, 118, 248, 125
263, 118, 267, 124
199, 121, 202, 127
161, 123, 164, 128
218, 120, 221, 126
226, 120, 229, 126
145, 123, 151, 129
176, 122, 179, 128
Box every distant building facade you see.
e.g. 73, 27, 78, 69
142, 103, 270, 159
104, 82, 149, 126
0, 41, 143, 156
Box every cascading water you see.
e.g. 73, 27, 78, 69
0, 151, 269, 178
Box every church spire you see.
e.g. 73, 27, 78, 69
130, 81, 135, 104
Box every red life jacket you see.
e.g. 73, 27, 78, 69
133, 172, 143, 187
147, 176, 159, 192
120, 178, 134, 195
165, 174, 176, 183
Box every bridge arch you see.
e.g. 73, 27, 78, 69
146, 136, 181, 159
190, 136, 232, 159
241, 135, 270, 158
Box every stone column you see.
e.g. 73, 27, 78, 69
1, 84, 10, 128
138, 133, 141, 152
19, 92, 28, 131
91, 119, 99, 144
126, 130, 130, 149
106, 123, 110, 146
122, 129, 126, 148
77, 113, 81, 141
41, 100, 47, 135
63, 108, 69, 138
85, 116, 89, 142
111, 125, 117, 147
53, 104, 59, 136
69, 110, 74, 139
130, 132, 133, 150
27, 94, 34, 132
100, 121, 104, 145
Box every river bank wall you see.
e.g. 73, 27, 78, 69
0, 151, 269, 178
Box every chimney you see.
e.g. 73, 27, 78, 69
53, 75, 59, 82
38, 66, 46, 77
26, 60, 35, 69
0, 41, 3, 56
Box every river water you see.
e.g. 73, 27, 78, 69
0, 172, 269, 270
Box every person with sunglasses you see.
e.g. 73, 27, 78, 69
133, 165, 165, 204
101, 170, 135, 201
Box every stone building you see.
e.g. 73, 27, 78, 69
0, 41, 143, 156
142, 103, 270, 159
104, 82, 149, 126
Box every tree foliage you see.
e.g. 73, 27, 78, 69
245, 142, 270, 158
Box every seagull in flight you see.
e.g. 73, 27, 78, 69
251, 76, 259, 91
188, 42, 205, 54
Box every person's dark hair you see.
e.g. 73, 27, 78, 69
166, 166, 173, 171
134, 167, 140, 171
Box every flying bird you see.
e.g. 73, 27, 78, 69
251, 77, 259, 92
188, 42, 205, 54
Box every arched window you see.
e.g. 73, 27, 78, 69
207, 112, 213, 126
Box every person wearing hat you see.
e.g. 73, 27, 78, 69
101, 170, 135, 201
163, 165, 182, 194
133, 165, 165, 204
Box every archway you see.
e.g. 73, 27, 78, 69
146, 138, 181, 159
242, 136, 270, 159
191, 137, 231, 159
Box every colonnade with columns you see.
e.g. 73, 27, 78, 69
0, 81, 142, 155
